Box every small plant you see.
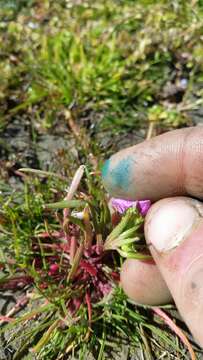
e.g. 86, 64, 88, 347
0, 166, 197, 359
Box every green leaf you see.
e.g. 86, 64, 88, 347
44, 200, 86, 209
18, 168, 66, 180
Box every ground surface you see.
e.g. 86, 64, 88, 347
1, 1, 203, 359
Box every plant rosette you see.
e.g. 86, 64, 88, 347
0, 166, 196, 359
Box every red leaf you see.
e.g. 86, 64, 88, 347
98, 281, 112, 295
80, 260, 97, 276
111, 271, 120, 282
68, 297, 82, 314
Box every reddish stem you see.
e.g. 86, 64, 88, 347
85, 291, 92, 324
153, 307, 196, 360
0, 316, 14, 323
0, 275, 33, 290
70, 236, 77, 265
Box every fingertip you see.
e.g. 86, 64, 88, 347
120, 258, 172, 306
144, 196, 203, 347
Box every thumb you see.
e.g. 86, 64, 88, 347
145, 197, 203, 347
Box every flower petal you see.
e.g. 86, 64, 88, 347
111, 198, 151, 216
137, 200, 151, 216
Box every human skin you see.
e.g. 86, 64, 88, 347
102, 127, 203, 347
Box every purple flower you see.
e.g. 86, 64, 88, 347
137, 200, 151, 216
110, 198, 151, 216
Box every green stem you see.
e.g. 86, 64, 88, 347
67, 243, 84, 282
32, 319, 60, 353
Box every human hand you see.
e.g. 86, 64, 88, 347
102, 126, 203, 347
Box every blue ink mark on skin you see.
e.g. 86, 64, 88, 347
102, 156, 134, 193
110, 157, 132, 190
101, 158, 110, 179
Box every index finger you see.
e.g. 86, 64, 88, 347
102, 127, 203, 201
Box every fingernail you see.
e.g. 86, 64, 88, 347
146, 199, 201, 252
